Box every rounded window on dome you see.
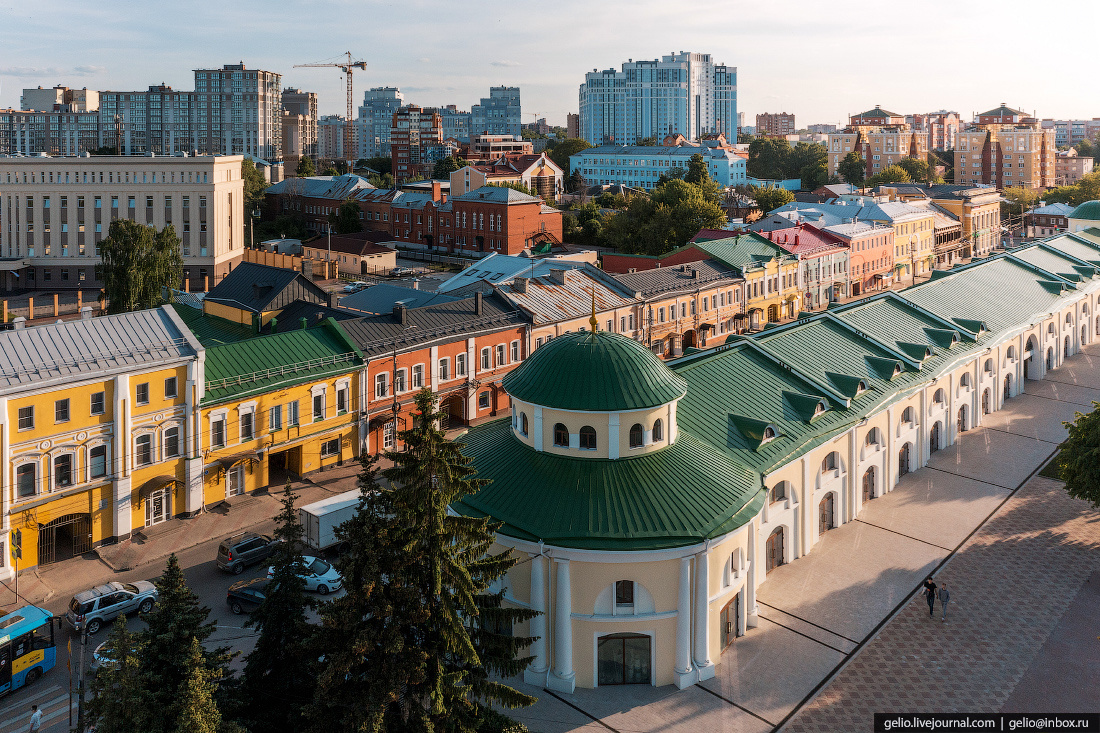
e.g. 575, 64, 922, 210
856, 380, 867, 394
652, 418, 664, 442
520, 413, 529, 436
629, 423, 644, 448
553, 423, 569, 447
579, 426, 597, 450
762, 426, 776, 441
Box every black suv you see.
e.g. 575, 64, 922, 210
217, 533, 278, 575
226, 578, 270, 615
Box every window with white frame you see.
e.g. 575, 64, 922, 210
163, 426, 180, 458
239, 407, 255, 441
320, 438, 339, 457
510, 341, 520, 363
438, 358, 450, 381
394, 368, 407, 393
313, 392, 325, 422
90, 444, 108, 479
456, 353, 466, 376
136, 434, 153, 466
478, 391, 490, 410
55, 398, 70, 423
136, 382, 150, 405
383, 421, 395, 449
269, 405, 282, 431
91, 391, 106, 416
412, 364, 424, 389
211, 416, 226, 448
54, 453, 74, 488
287, 400, 299, 427
164, 376, 178, 399
16, 463, 36, 498
495, 344, 505, 366
480, 347, 490, 370
17, 406, 33, 431
337, 382, 350, 414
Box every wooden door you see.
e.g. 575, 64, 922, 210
720, 595, 739, 649
899, 444, 910, 476
862, 468, 875, 502
819, 494, 834, 534
765, 528, 784, 574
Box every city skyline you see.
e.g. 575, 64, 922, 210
3, 0, 1097, 131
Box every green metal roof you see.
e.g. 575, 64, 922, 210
453, 420, 764, 551
502, 330, 687, 411
693, 233, 795, 272
202, 318, 362, 404
172, 304, 258, 346
1070, 201, 1100, 221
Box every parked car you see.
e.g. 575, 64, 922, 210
268, 557, 342, 595
66, 581, 158, 634
388, 267, 415, 278
217, 532, 279, 574
226, 577, 271, 615
342, 280, 369, 293
90, 638, 140, 675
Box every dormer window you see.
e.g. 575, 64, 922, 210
893, 363, 903, 377
813, 401, 827, 416
856, 380, 867, 395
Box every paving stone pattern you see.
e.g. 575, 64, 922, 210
784, 476, 1100, 731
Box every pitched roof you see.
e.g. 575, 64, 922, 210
452, 185, 542, 205
302, 230, 395, 256
1030, 203, 1074, 217
852, 105, 901, 120
171, 303, 257, 346
762, 225, 847, 257
979, 104, 1026, 118
339, 283, 460, 314
495, 266, 636, 325
436, 253, 586, 293
0, 306, 199, 392
264, 174, 375, 200
692, 232, 797, 271
204, 262, 328, 314
612, 260, 743, 297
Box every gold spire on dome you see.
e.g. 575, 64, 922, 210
590, 288, 598, 331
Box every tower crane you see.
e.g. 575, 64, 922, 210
294, 52, 366, 166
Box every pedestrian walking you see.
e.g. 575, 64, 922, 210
922, 577, 938, 618
938, 583, 950, 622
28, 704, 41, 733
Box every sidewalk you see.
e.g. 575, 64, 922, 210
0, 461, 367, 611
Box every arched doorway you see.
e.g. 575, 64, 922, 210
1024, 335, 1038, 379
720, 595, 740, 649
929, 422, 942, 453
37, 513, 92, 566
682, 329, 697, 349
862, 467, 876, 502
982, 389, 991, 414
440, 394, 465, 430
899, 443, 911, 477
766, 527, 785, 573
1064, 335, 1071, 358
1082, 325, 1088, 345
767, 304, 779, 322
1046, 347, 1054, 370
1003, 374, 1012, 402
957, 405, 968, 434
597, 633, 651, 686
818, 494, 835, 535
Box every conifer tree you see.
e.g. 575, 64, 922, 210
88, 616, 149, 733
240, 480, 316, 731
140, 554, 231, 733
309, 390, 537, 732
172, 638, 223, 733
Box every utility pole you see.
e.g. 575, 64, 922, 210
76, 628, 88, 733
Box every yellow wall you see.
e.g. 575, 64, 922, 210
203, 300, 254, 326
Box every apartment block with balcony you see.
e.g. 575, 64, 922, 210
193, 64, 282, 160
281, 88, 318, 165
0, 155, 245, 292
954, 105, 1055, 189
390, 105, 443, 183
756, 113, 795, 137
471, 86, 521, 139
827, 107, 929, 180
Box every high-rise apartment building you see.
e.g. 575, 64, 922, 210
20, 86, 99, 113
438, 105, 472, 142
0, 155, 244, 292
1041, 118, 1100, 146
281, 88, 318, 161
0, 109, 102, 156
908, 111, 959, 151
390, 105, 443, 182
954, 105, 1055, 189
578, 52, 737, 145
98, 85, 196, 156
471, 86, 521, 139
827, 106, 929, 180
356, 87, 404, 160
193, 63, 282, 160
318, 115, 357, 161
756, 112, 795, 137
566, 113, 580, 139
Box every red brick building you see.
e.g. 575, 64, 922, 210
391, 105, 443, 183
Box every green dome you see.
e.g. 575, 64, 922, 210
1070, 200, 1100, 221
503, 330, 687, 411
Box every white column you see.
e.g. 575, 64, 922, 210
429, 346, 439, 392
608, 413, 620, 460
674, 556, 694, 688
799, 457, 811, 558
532, 406, 544, 451
746, 520, 760, 628
547, 559, 575, 693
113, 375, 133, 542
524, 554, 549, 685
693, 551, 714, 680
885, 406, 896, 490
846, 426, 858, 522
0, 397, 11, 582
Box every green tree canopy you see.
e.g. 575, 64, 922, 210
747, 137, 791, 180
89, 617, 150, 733
1032, 172, 1100, 207
171, 638, 223, 733
488, 180, 535, 196
637, 135, 658, 146
368, 172, 395, 190
603, 178, 727, 256
242, 159, 269, 216
308, 392, 537, 731
364, 156, 392, 175
328, 198, 364, 234
866, 164, 912, 187
838, 151, 866, 185
547, 137, 593, 174
894, 156, 942, 184
657, 167, 687, 186
685, 153, 710, 185
295, 156, 316, 177
594, 192, 628, 210
432, 156, 467, 179
752, 186, 795, 214
1057, 401, 1100, 508
97, 219, 184, 313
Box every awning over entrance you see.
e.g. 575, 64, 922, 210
136, 475, 179, 500
205, 450, 259, 474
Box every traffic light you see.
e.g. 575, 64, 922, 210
11, 529, 21, 561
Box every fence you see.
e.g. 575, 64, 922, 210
242, 248, 339, 280
2, 290, 103, 323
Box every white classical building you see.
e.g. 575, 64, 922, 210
454, 229, 1100, 691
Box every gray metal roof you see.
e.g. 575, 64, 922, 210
264, 174, 375, 199
339, 283, 460, 314
495, 266, 637, 325
436, 253, 586, 293
0, 306, 200, 392
204, 262, 328, 313
613, 260, 743, 297
452, 185, 542, 205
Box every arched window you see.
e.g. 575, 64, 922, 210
520, 413, 529, 436
770, 482, 787, 503
629, 423, 644, 448
652, 419, 664, 442
579, 426, 597, 450
821, 452, 838, 473
933, 388, 945, 404
865, 428, 880, 447
762, 426, 776, 441
984, 358, 993, 374
814, 401, 826, 416
1048, 323, 1055, 335
902, 406, 914, 424
856, 380, 867, 395
553, 423, 569, 447
1007, 345, 1016, 360
960, 373, 971, 388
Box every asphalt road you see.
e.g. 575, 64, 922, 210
0, 531, 344, 733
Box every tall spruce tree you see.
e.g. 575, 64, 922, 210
240, 480, 315, 731
172, 638, 223, 733
88, 617, 150, 733
140, 554, 232, 733
309, 390, 537, 732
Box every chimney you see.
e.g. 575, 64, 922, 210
327, 291, 338, 308
548, 268, 567, 285
691, 268, 699, 279
514, 276, 528, 293
80, 306, 93, 320
411, 278, 420, 290
431, 180, 442, 203
300, 317, 308, 330
474, 291, 483, 315
794, 233, 800, 245
269, 316, 278, 334
12, 316, 25, 330
394, 302, 408, 325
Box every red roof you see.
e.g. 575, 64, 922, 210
304, 230, 395, 256
762, 224, 847, 257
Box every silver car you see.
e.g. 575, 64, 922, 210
268, 557, 342, 595
66, 581, 158, 634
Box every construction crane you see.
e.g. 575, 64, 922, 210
294, 52, 366, 167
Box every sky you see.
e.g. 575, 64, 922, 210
2, 0, 1097, 128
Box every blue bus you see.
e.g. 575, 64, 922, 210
0, 606, 56, 694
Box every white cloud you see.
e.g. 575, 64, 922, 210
418, 57, 431, 63
0, 66, 64, 78
491, 60, 522, 68
73, 65, 107, 76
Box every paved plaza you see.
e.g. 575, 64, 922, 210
509, 346, 1100, 733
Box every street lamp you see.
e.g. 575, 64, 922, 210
250, 207, 260, 249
